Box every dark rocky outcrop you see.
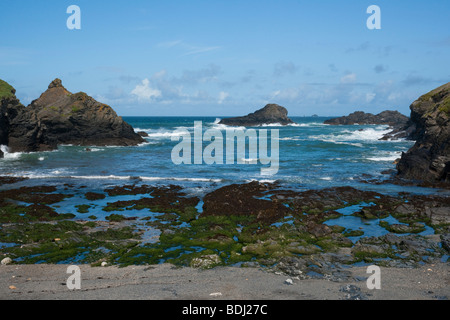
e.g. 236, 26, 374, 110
219, 103, 295, 126
324, 110, 413, 140
0, 78, 144, 153
324, 110, 409, 127
396, 82, 450, 185
0, 80, 26, 156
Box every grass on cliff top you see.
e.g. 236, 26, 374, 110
439, 96, 450, 116
0, 79, 15, 99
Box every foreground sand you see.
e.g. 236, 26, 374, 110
0, 263, 448, 300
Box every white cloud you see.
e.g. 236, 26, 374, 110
131, 79, 162, 101
218, 91, 229, 104
366, 92, 376, 103
340, 73, 357, 84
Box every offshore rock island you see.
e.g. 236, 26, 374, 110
0, 78, 144, 156
219, 103, 295, 126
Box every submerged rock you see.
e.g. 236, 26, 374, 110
219, 103, 295, 126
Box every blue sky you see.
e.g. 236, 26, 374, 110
1, 0, 449, 116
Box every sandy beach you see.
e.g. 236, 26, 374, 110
1, 263, 448, 300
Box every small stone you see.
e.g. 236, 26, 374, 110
210, 292, 222, 297
1, 257, 12, 265
285, 279, 294, 285
101, 262, 108, 267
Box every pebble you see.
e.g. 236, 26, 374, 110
101, 262, 108, 267
1, 257, 12, 265
285, 279, 294, 285
210, 292, 222, 297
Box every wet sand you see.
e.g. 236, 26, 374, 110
0, 263, 448, 300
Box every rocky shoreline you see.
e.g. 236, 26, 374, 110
0, 179, 448, 278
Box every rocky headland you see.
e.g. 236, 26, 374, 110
0, 78, 144, 155
219, 103, 295, 126
396, 82, 450, 185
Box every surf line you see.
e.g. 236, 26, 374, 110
171, 121, 279, 176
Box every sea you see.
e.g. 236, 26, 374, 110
1, 116, 449, 198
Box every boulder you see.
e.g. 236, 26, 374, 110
219, 103, 295, 126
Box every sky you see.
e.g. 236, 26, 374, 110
1, 0, 449, 117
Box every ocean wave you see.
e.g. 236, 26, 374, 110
277, 136, 305, 141
141, 177, 223, 183
210, 123, 247, 131
8, 172, 224, 183
309, 126, 392, 145
288, 122, 327, 127
139, 128, 191, 140
366, 152, 402, 162
245, 178, 277, 184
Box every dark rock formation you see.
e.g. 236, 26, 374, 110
137, 131, 149, 137
324, 110, 414, 140
396, 82, 450, 185
324, 110, 409, 127
324, 110, 417, 141
1, 78, 144, 153
219, 103, 295, 126
0, 80, 26, 153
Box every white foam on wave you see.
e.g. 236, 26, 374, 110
71, 175, 132, 180
1, 145, 22, 160
259, 123, 283, 127
246, 178, 277, 184
140, 176, 223, 183
288, 122, 327, 127
366, 151, 402, 162
210, 123, 247, 131
140, 127, 193, 140
309, 126, 392, 147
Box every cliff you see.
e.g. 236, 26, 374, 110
396, 82, 450, 185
